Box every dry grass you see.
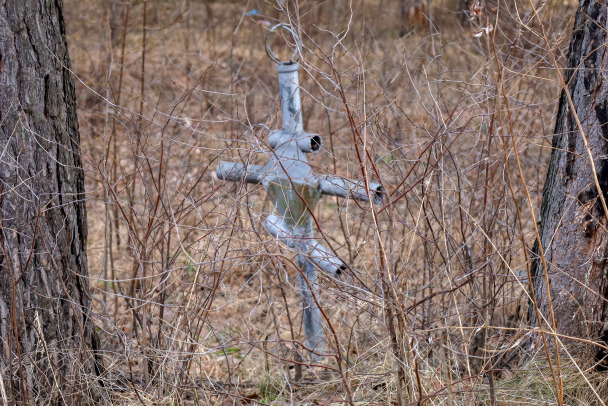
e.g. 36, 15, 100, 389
39, 0, 608, 404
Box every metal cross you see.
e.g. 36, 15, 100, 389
216, 24, 383, 359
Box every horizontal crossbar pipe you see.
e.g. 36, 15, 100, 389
306, 240, 346, 276
317, 175, 384, 203
264, 214, 346, 276
216, 162, 265, 184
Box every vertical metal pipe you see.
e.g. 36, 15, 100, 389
297, 255, 324, 360
276, 63, 304, 133
276, 61, 324, 359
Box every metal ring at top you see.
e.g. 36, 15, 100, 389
265, 23, 302, 65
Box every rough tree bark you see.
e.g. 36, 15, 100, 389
531, 0, 608, 368
0, 0, 101, 404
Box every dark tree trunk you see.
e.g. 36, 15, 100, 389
109, 0, 125, 44
0, 0, 101, 404
400, 0, 426, 36
531, 0, 608, 367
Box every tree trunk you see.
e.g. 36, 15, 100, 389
400, 0, 426, 36
109, 0, 128, 44
0, 0, 101, 404
531, 0, 608, 367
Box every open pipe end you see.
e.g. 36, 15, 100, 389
335, 264, 347, 276
372, 184, 385, 203
297, 134, 323, 153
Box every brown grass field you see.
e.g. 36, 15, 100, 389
58, 0, 608, 404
